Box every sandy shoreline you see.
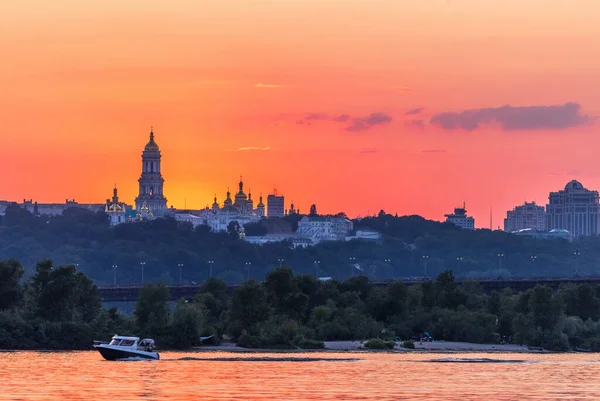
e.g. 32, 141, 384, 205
194, 341, 543, 353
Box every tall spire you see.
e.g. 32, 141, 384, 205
144, 127, 159, 152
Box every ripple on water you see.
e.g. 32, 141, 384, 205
174, 356, 360, 362
417, 357, 534, 364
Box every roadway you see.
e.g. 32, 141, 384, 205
98, 276, 600, 303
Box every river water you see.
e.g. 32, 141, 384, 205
1, 351, 599, 400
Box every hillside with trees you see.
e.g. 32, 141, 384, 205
0, 204, 596, 286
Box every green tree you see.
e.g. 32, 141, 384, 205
195, 277, 229, 325
0, 259, 24, 310
529, 285, 564, 331
264, 267, 297, 308
170, 299, 204, 349
486, 291, 502, 315
30, 261, 100, 322
559, 284, 600, 321
512, 313, 532, 345
228, 280, 270, 337
135, 284, 171, 341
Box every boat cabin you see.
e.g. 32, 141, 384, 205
108, 335, 156, 351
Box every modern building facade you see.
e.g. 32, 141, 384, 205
444, 204, 475, 230
267, 193, 285, 218
504, 202, 546, 233
546, 180, 600, 237
296, 215, 354, 243
135, 128, 167, 214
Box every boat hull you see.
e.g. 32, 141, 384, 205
94, 344, 159, 360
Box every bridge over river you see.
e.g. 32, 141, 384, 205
98, 277, 600, 303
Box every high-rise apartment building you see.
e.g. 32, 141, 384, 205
267, 192, 285, 218
504, 202, 546, 232
546, 180, 600, 237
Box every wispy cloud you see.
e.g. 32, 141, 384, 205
406, 119, 425, 128
359, 148, 379, 154
422, 149, 447, 153
305, 112, 329, 120
345, 112, 393, 132
333, 114, 351, 122
296, 112, 393, 132
254, 83, 285, 88
405, 107, 424, 116
430, 102, 593, 131
224, 147, 271, 152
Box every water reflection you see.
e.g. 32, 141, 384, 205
1, 351, 600, 400
417, 357, 534, 363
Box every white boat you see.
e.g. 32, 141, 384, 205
94, 334, 159, 360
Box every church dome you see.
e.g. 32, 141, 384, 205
565, 180, 584, 190
235, 178, 247, 199
144, 129, 160, 152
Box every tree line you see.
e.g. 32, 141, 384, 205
2, 258, 600, 351
0, 204, 598, 285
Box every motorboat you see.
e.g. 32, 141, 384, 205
94, 334, 159, 360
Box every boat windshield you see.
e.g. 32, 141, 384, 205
109, 339, 135, 346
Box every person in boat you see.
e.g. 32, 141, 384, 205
137, 338, 156, 352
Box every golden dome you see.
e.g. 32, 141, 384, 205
144, 129, 160, 152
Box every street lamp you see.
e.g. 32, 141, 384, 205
140, 262, 146, 283
314, 260, 320, 278
384, 258, 392, 279
574, 250, 581, 277
497, 253, 504, 271
422, 255, 428, 279
178, 263, 184, 284
245, 262, 252, 281
278, 258, 284, 268
208, 260, 214, 279
529, 255, 536, 279
112, 264, 118, 286
349, 257, 356, 277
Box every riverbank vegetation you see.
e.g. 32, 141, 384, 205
2, 259, 600, 351
0, 205, 598, 285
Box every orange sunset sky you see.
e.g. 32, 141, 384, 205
1, 1, 599, 227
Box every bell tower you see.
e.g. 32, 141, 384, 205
135, 127, 167, 213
